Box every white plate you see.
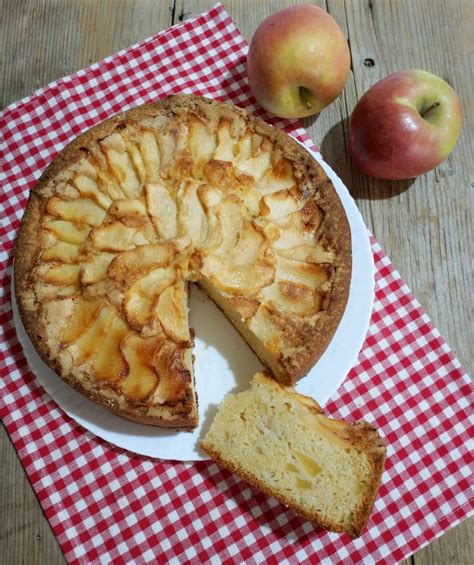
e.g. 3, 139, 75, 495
13, 146, 374, 461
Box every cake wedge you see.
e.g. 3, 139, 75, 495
201, 371, 386, 537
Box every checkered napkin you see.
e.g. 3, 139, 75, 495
1, 4, 472, 563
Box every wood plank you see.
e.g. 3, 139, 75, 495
1, 1, 472, 563
413, 520, 474, 565
0, 0, 174, 109
0, 424, 65, 564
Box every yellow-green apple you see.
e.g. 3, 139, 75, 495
348, 70, 462, 180
247, 5, 350, 119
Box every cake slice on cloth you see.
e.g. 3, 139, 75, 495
201, 371, 386, 537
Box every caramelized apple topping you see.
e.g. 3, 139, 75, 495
60, 298, 104, 346
120, 334, 163, 401
36, 99, 341, 406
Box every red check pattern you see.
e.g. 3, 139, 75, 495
0, 4, 472, 563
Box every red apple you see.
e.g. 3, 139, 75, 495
247, 5, 350, 119
348, 70, 462, 180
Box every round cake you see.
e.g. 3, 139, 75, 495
14, 95, 351, 428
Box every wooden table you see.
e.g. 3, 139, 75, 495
1, 1, 472, 563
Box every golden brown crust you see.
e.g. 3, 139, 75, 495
15, 94, 351, 426
282, 181, 351, 383
344, 422, 386, 536
61, 370, 198, 429
14, 192, 53, 366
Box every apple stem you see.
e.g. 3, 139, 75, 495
299, 87, 314, 109
420, 101, 440, 118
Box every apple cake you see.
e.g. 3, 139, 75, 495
201, 372, 386, 537
15, 94, 351, 428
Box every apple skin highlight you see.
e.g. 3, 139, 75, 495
348, 70, 463, 180
247, 5, 350, 119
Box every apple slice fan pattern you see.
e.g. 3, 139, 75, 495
1, 4, 472, 564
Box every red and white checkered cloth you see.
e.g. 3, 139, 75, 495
1, 4, 472, 563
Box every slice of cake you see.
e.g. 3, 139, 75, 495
201, 371, 386, 537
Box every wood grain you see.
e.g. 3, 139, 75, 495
0, 424, 65, 564
0, 0, 174, 108
1, 1, 472, 563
